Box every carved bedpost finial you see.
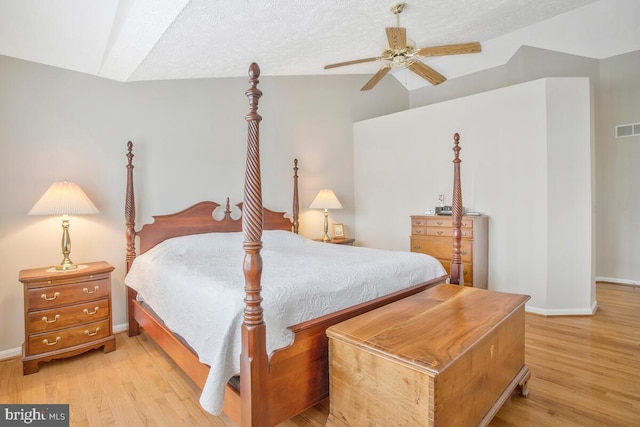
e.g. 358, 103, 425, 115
453, 133, 461, 161
245, 63, 263, 123
450, 133, 463, 285
224, 197, 232, 220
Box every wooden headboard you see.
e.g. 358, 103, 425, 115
124, 141, 300, 270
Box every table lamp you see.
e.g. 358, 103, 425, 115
309, 189, 343, 242
28, 180, 99, 270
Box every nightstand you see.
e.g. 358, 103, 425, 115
314, 238, 356, 245
19, 261, 116, 375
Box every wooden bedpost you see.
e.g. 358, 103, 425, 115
125, 141, 141, 336
450, 133, 463, 285
125, 141, 136, 271
240, 62, 269, 426
292, 159, 299, 233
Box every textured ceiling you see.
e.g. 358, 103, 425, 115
1, 0, 638, 90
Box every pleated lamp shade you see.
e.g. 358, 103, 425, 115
28, 181, 98, 216
309, 189, 343, 210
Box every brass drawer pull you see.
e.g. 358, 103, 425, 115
437, 231, 443, 235
415, 220, 422, 225
415, 229, 422, 234
42, 314, 60, 324
83, 286, 99, 294
413, 245, 421, 250
84, 327, 100, 337
84, 307, 99, 315
461, 250, 468, 255
43, 337, 61, 346
437, 221, 444, 225
41, 292, 60, 301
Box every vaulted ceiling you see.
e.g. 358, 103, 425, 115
1, 0, 638, 90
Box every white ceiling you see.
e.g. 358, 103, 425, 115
1, 0, 639, 91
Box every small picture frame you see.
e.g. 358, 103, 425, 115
332, 223, 345, 239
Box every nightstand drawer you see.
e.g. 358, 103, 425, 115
27, 278, 110, 310
28, 319, 110, 355
28, 298, 110, 333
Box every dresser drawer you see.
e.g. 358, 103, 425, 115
440, 260, 473, 284
28, 298, 110, 333
411, 217, 428, 227
424, 217, 475, 228
426, 227, 473, 239
28, 319, 110, 355
27, 277, 110, 310
411, 237, 472, 262
411, 225, 427, 235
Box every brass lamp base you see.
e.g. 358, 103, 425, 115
321, 209, 331, 242
56, 216, 78, 270
56, 258, 78, 271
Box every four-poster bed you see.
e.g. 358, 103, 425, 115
124, 63, 466, 426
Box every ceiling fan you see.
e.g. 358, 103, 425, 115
324, 3, 482, 91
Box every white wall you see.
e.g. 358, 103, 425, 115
354, 78, 595, 313
595, 51, 640, 285
0, 55, 409, 356
545, 79, 595, 312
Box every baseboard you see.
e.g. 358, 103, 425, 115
525, 300, 598, 316
596, 276, 640, 286
0, 323, 129, 361
113, 322, 128, 334
0, 346, 21, 360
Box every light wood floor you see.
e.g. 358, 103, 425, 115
1, 283, 638, 426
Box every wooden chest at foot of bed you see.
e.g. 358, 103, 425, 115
326, 284, 530, 427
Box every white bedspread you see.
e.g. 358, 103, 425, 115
125, 230, 445, 414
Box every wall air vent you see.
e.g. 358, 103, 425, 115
616, 122, 640, 138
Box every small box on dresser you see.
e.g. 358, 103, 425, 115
410, 214, 488, 288
19, 261, 116, 375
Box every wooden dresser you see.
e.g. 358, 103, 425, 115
410, 214, 488, 288
19, 261, 116, 374
326, 284, 530, 427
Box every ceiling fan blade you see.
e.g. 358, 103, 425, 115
407, 61, 446, 86
361, 66, 392, 91
386, 27, 407, 50
416, 42, 481, 58
324, 57, 380, 69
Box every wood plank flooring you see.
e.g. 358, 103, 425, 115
1, 282, 638, 426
